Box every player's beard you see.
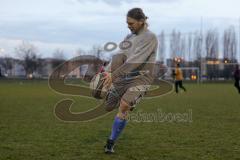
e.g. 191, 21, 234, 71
129, 27, 135, 34
130, 29, 136, 34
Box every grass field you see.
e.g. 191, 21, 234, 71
0, 79, 240, 160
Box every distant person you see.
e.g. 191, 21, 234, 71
233, 64, 240, 94
174, 63, 186, 93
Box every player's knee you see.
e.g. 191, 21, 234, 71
120, 99, 130, 112
117, 106, 129, 120
117, 111, 128, 120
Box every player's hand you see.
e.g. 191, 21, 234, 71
102, 72, 112, 89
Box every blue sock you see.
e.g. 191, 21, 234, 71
109, 116, 127, 141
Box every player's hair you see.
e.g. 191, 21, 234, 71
127, 8, 148, 26
127, 8, 147, 20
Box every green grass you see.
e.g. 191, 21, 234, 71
0, 79, 240, 160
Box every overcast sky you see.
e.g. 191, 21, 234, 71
0, 0, 240, 59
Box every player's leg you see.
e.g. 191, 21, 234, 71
234, 78, 240, 93
104, 78, 129, 153
107, 85, 146, 140
234, 79, 238, 89
104, 76, 127, 111
103, 53, 127, 111
179, 80, 186, 92
238, 79, 240, 93
104, 78, 148, 153
110, 99, 129, 140
104, 99, 130, 154
105, 83, 147, 153
175, 81, 179, 93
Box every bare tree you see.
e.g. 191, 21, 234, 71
205, 29, 219, 80
222, 26, 237, 79
51, 49, 66, 69
193, 31, 203, 60
88, 45, 103, 59
180, 36, 186, 60
170, 30, 182, 59
223, 26, 237, 61
158, 31, 166, 62
15, 41, 41, 77
50, 49, 67, 78
75, 48, 86, 56
1, 57, 14, 76
187, 34, 193, 61
205, 29, 219, 59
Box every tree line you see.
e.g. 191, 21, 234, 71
158, 26, 238, 62
0, 25, 239, 78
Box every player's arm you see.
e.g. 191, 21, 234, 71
172, 70, 176, 77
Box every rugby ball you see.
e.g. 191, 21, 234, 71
90, 73, 107, 99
